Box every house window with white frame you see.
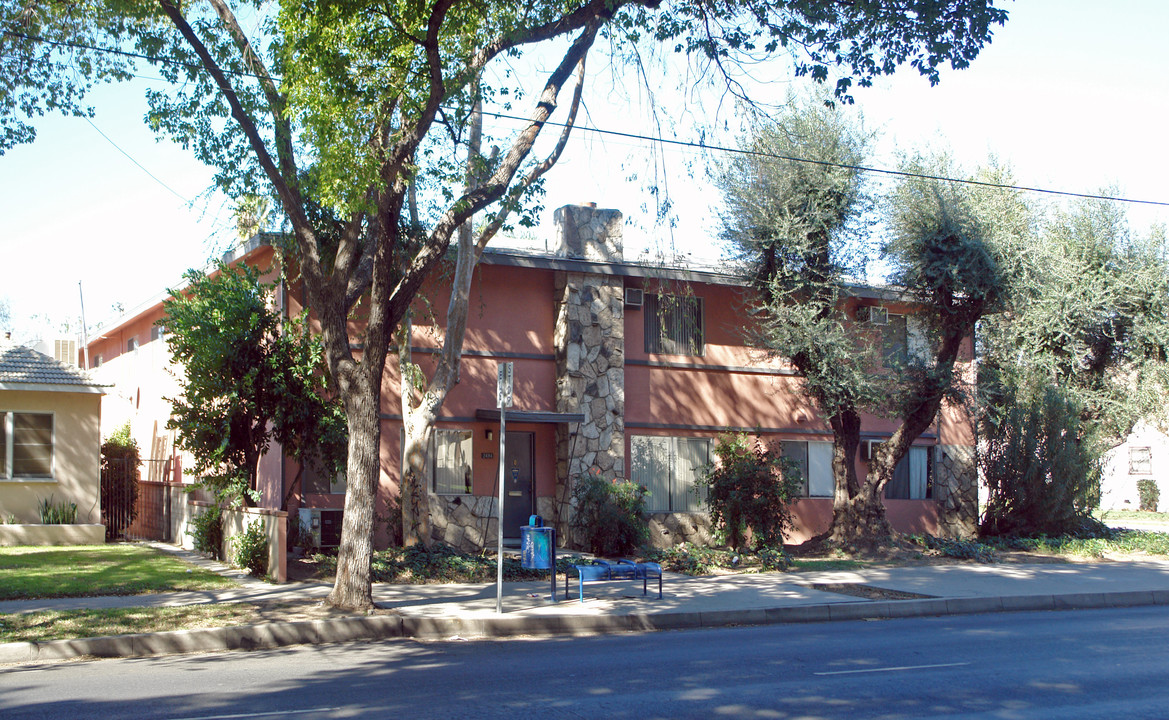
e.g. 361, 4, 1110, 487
1129, 447, 1153, 475
631, 435, 710, 512
433, 429, 473, 495
644, 294, 704, 356
0, 412, 54, 480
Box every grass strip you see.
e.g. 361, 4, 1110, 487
1099, 509, 1169, 525
0, 604, 261, 644
0, 545, 237, 600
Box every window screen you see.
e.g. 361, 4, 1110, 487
644, 294, 704, 356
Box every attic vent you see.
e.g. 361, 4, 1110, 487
624, 287, 644, 308
858, 306, 888, 325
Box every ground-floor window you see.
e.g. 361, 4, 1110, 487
631, 435, 711, 513
433, 429, 473, 495
780, 440, 834, 497
883, 445, 933, 500
0, 411, 53, 480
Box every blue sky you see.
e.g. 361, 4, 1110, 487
2, 0, 1166, 341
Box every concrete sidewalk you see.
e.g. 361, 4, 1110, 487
3, 544, 1169, 666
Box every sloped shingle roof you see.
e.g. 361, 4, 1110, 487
0, 344, 104, 389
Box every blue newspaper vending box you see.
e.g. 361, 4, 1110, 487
520, 521, 556, 600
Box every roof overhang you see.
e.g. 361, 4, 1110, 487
0, 382, 106, 394
475, 409, 584, 424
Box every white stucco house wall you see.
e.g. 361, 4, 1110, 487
1100, 421, 1168, 512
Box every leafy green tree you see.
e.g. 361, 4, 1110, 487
979, 198, 1169, 443
5, 0, 1009, 609
100, 421, 141, 540
163, 262, 344, 505
700, 433, 802, 550
979, 380, 1102, 537
715, 94, 884, 542
719, 102, 1025, 545
854, 156, 1026, 539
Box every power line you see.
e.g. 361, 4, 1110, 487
83, 117, 190, 204
478, 109, 1169, 209
2, 29, 266, 80
8, 28, 1167, 209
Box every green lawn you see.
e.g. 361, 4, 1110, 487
0, 545, 237, 601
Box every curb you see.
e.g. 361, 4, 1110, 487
4, 589, 1167, 666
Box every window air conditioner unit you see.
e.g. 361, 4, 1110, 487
624, 287, 644, 308
858, 306, 888, 325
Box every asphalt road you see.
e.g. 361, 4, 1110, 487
4, 606, 1169, 719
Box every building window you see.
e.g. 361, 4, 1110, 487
92, 354, 103, 369
151, 325, 166, 342
882, 445, 933, 500
433, 429, 473, 495
644, 293, 704, 356
780, 440, 834, 497
1130, 447, 1153, 475
1, 412, 53, 480
127, 337, 139, 354
631, 435, 710, 512
303, 463, 346, 495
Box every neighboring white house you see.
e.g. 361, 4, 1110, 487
1100, 420, 1168, 512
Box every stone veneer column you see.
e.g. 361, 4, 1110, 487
551, 205, 626, 548
935, 445, 978, 538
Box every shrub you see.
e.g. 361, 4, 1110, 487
980, 385, 1101, 537
233, 519, 269, 577
100, 422, 140, 539
698, 433, 802, 550
910, 534, 996, 562
37, 495, 77, 524
1137, 478, 1160, 512
571, 475, 649, 556
189, 505, 225, 561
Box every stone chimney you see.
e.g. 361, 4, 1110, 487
554, 204, 623, 263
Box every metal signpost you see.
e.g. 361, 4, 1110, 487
495, 362, 513, 614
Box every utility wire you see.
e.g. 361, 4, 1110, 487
479, 108, 1169, 209
8, 28, 1168, 209
83, 117, 190, 203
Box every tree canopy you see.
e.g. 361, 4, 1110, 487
4, 0, 1009, 608
163, 262, 345, 505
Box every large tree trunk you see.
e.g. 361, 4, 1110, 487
820, 408, 895, 545
326, 369, 381, 610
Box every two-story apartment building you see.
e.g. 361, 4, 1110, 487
87, 204, 978, 552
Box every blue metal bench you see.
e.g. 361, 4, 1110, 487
565, 559, 663, 603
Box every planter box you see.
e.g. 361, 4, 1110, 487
0, 524, 106, 546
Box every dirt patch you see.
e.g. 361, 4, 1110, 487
248, 600, 399, 622
806, 583, 936, 600
287, 555, 332, 583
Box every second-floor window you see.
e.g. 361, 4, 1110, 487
645, 293, 704, 356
